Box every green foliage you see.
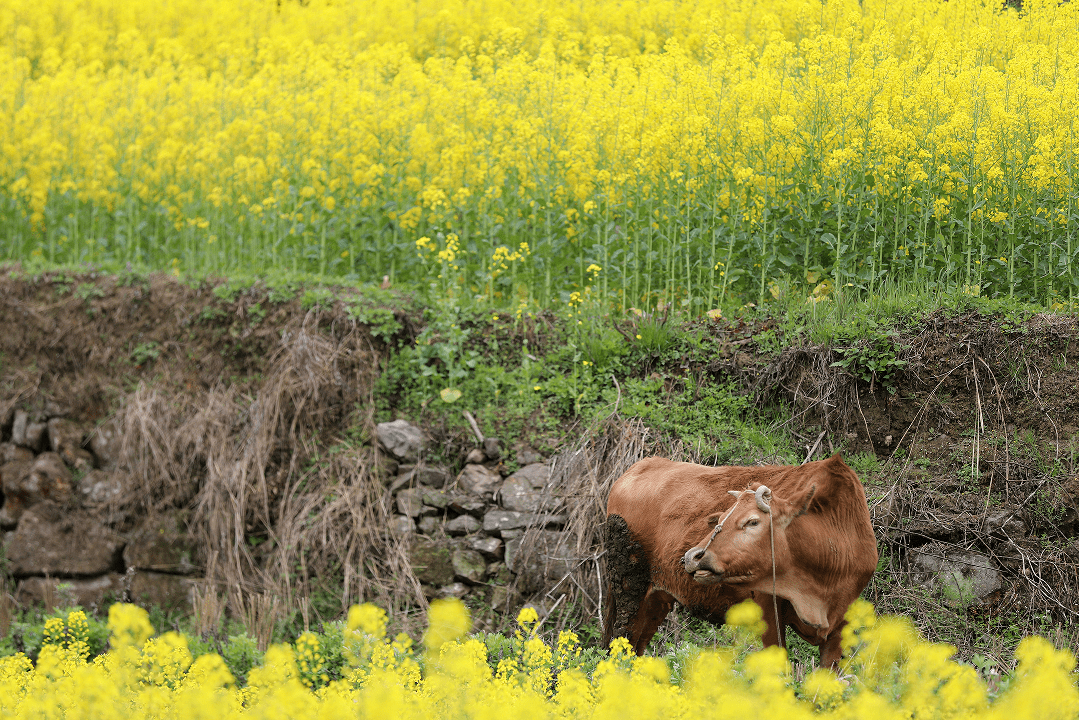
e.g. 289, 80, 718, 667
831, 335, 908, 393
220, 633, 263, 684
0, 606, 110, 661
844, 451, 883, 476
345, 300, 402, 342
247, 302, 266, 323
130, 341, 161, 366
197, 305, 225, 323
619, 378, 795, 464
265, 278, 298, 303
300, 287, 336, 310
212, 279, 254, 303
74, 282, 104, 302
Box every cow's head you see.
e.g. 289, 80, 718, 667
681, 482, 816, 585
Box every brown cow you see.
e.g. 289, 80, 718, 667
602, 453, 877, 668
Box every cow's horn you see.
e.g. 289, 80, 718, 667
755, 485, 772, 513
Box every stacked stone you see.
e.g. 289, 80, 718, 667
377, 420, 573, 610
0, 406, 199, 612
1, 407, 579, 617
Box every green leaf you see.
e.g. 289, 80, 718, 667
440, 387, 462, 403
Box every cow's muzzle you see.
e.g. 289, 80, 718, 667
682, 547, 724, 583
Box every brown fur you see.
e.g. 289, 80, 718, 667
603, 453, 877, 667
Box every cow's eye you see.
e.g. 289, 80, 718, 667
745, 518, 760, 528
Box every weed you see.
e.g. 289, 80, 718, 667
300, 287, 336, 310
248, 302, 266, 324
197, 306, 225, 323
220, 633, 263, 685
130, 341, 161, 366
212, 279, 252, 303
74, 283, 104, 302
345, 300, 402, 342
831, 335, 908, 393
845, 451, 882, 476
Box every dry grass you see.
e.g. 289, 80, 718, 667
230, 591, 281, 652
107, 309, 417, 627
192, 579, 225, 637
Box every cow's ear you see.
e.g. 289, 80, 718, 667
792, 484, 817, 517
775, 484, 817, 527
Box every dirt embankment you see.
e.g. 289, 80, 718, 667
750, 311, 1079, 655
2, 269, 1078, 662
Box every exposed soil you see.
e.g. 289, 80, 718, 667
2, 267, 1079, 664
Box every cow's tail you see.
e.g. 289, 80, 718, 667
601, 513, 651, 652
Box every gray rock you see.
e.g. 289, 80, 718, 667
129, 572, 197, 613
421, 488, 451, 509
509, 463, 550, 488
410, 538, 455, 585
0, 460, 32, 529
452, 548, 487, 583
389, 469, 415, 494
910, 544, 1002, 608
1, 453, 74, 527
438, 582, 470, 600
88, 417, 123, 470
465, 448, 486, 465
490, 584, 519, 611
47, 417, 86, 456
10, 410, 28, 447
984, 509, 1027, 537
396, 488, 425, 517
515, 448, 544, 465
446, 515, 481, 536
415, 466, 452, 488
483, 510, 567, 534
448, 494, 486, 517
392, 515, 416, 535
482, 437, 502, 460
376, 420, 425, 462
24, 422, 48, 453
0, 506, 16, 531
0, 443, 34, 463
123, 512, 200, 574
79, 469, 125, 506
467, 535, 503, 559
7, 502, 125, 577
499, 464, 552, 513
418, 517, 440, 535
505, 530, 576, 593
16, 574, 125, 609
457, 464, 502, 497
487, 561, 512, 584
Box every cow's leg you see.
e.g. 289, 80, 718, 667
602, 514, 651, 650
626, 585, 676, 654
753, 592, 787, 649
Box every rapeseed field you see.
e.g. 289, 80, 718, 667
1, 0, 1077, 307
1, 599, 1076, 719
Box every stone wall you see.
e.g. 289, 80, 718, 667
1, 405, 201, 613
1, 408, 582, 617
377, 419, 576, 612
